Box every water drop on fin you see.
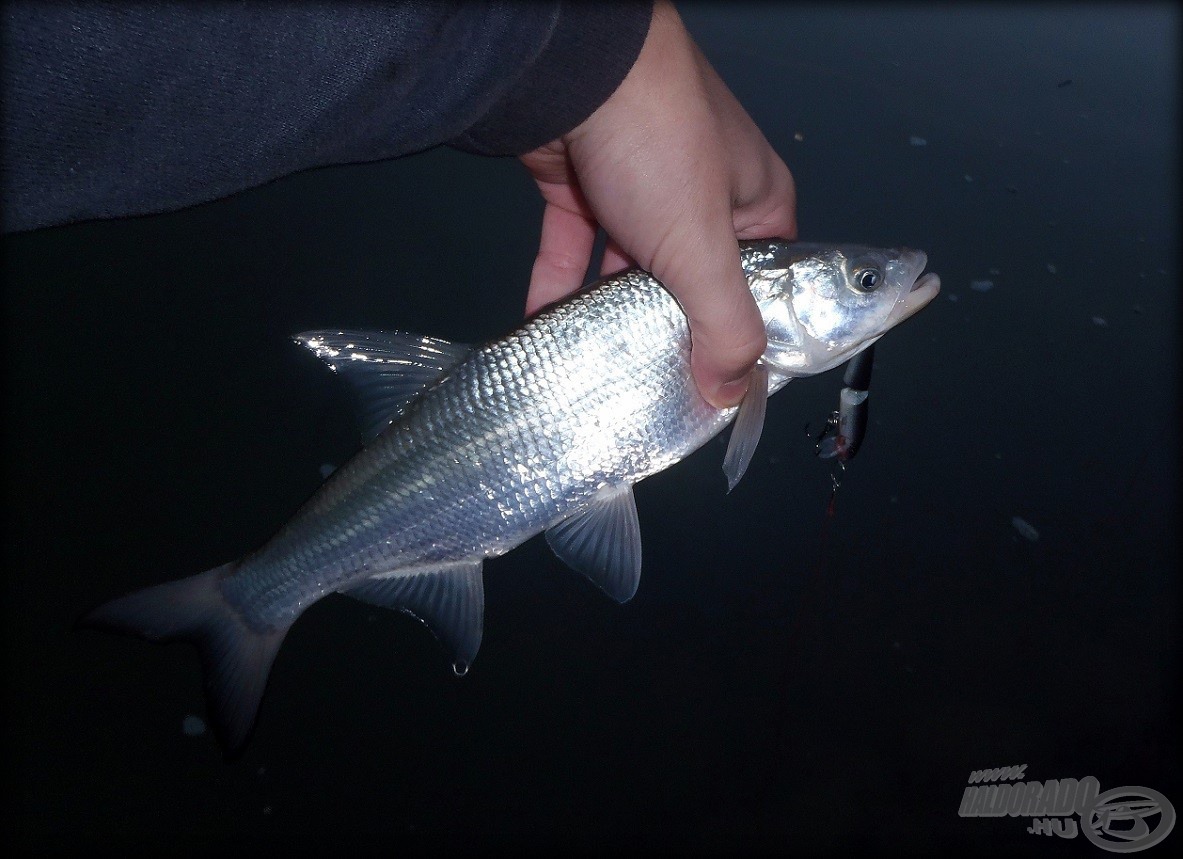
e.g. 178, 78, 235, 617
452, 660, 469, 677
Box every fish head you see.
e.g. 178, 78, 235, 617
744, 241, 940, 376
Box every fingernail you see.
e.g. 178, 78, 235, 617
712, 377, 750, 409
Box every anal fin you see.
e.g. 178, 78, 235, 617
341, 560, 484, 672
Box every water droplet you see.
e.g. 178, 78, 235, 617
1011, 516, 1040, 542
452, 660, 469, 677
182, 714, 206, 737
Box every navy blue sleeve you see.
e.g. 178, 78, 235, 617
1, 1, 653, 233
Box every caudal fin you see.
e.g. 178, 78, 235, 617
81, 563, 287, 756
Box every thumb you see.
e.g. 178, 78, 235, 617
652, 236, 766, 409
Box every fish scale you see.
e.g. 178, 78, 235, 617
83, 239, 939, 753
229, 271, 720, 630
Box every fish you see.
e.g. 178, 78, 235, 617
83, 239, 940, 753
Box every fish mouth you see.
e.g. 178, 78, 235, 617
889, 249, 941, 325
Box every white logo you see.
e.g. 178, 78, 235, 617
959, 767, 1174, 852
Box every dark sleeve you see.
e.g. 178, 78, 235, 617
1, 1, 653, 234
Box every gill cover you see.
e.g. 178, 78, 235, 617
746, 243, 923, 376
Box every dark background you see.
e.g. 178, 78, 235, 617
3, 3, 1178, 853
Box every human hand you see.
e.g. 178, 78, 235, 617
518, 0, 797, 408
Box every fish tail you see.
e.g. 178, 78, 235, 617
80, 562, 287, 757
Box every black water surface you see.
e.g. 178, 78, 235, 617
3, 4, 1178, 854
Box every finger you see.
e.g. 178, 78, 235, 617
684, 262, 767, 409
697, 60, 799, 242
599, 237, 634, 277
526, 202, 597, 316
652, 224, 768, 409
733, 158, 798, 242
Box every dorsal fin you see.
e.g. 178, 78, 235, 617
295, 330, 471, 441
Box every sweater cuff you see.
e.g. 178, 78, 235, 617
451, 0, 654, 156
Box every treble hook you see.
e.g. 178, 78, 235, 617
810, 344, 875, 516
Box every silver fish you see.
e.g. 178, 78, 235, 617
85, 240, 939, 752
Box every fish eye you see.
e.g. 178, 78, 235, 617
854, 267, 882, 292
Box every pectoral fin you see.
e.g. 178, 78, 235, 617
722, 363, 769, 492
340, 560, 484, 672
546, 484, 642, 603
295, 330, 471, 442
